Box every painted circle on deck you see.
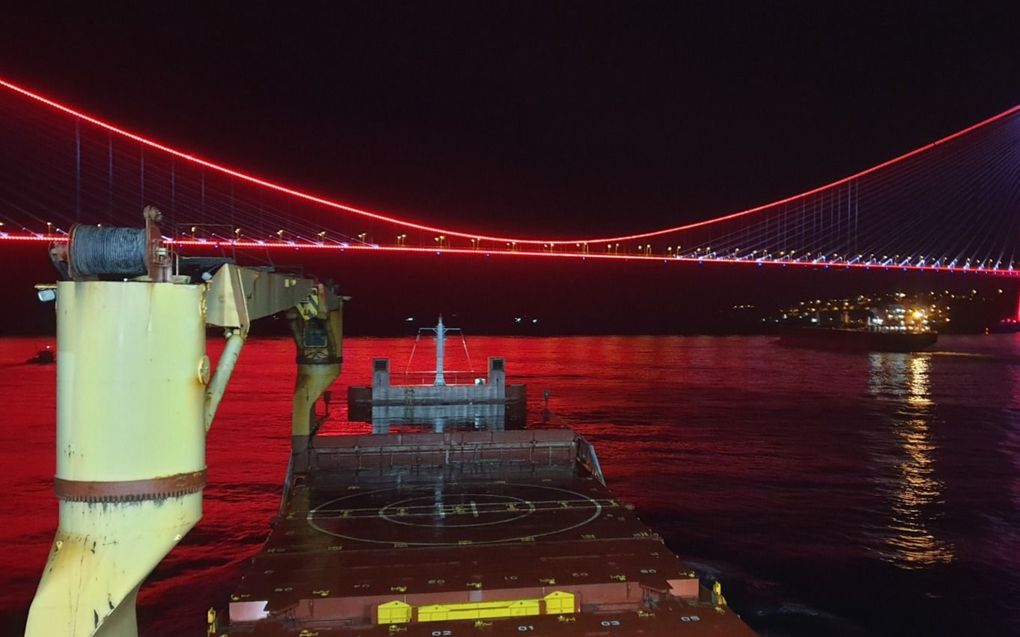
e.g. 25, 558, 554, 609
379, 493, 536, 528
307, 482, 603, 546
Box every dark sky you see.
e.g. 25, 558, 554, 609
0, 3, 1017, 334
1, 3, 1017, 237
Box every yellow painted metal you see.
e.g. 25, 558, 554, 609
290, 306, 343, 436
292, 363, 340, 437
328, 302, 344, 360
290, 305, 344, 471
381, 591, 577, 625
28, 266, 347, 636
295, 287, 322, 320
712, 581, 728, 607
26, 281, 207, 637
543, 591, 576, 614
204, 329, 247, 431
417, 598, 542, 623
377, 600, 412, 624
205, 264, 319, 329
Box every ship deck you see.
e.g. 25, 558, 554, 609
222, 429, 755, 636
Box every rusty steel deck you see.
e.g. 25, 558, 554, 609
221, 429, 755, 636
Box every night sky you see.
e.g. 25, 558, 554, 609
0, 3, 1018, 334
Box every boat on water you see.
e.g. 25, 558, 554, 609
778, 327, 937, 352
991, 317, 1020, 333
778, 304, 938, 352
24, 345, 55, 364
24, 215, 754, 637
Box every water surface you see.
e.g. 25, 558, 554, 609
1, 335, 1018, 636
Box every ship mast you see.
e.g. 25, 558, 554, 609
434, 314, 446, 386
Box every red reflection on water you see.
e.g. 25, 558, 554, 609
2, 335, 1020, 636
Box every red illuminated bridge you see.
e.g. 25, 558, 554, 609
0, 77, 1018, 277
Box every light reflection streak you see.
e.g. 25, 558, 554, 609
867, 353, 954, 569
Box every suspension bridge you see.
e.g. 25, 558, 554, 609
0, 77, 1018, 277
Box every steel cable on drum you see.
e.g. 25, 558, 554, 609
69, 224, 147, 276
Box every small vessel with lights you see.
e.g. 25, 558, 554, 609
24, 345, 55, 364
778, 326, 937, 352
779, 305, 937, 352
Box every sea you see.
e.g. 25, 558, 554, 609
1, 334, 1018, 636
